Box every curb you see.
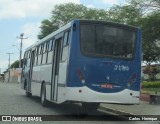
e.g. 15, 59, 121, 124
140, 93, 150, 102
99, 105, 134, 116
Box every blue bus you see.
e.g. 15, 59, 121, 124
21, 20, 141, 109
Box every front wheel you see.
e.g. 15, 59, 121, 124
26, 90, 32, 97
25, 82, 32, 97
41, 84, 48, 107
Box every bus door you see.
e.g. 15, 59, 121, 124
27, 50, 35, 92
58, 30, 71, 88
51, 37, 62, 101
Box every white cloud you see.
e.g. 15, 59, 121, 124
100, 0, 124, 5
86, 4, 95, 8
0, 0, 80, 19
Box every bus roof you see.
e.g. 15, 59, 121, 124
79, 20, 138, 30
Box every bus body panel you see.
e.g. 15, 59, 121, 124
66, 20, 141, 104
65, 87, 139, 104
21, 20, 141, 104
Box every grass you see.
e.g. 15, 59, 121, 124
141, 81, 160, 95
141, 88, 160, 95
142, 81, 160, 88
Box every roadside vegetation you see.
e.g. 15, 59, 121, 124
141, 81, 160, 94
141, 65, 160, 94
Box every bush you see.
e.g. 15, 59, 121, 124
142, 81, 160, 88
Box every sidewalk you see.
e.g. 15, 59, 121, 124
100, 94, 160, 115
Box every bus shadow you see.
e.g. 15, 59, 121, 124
23, 95, 126, 121
30, 96, 90, 115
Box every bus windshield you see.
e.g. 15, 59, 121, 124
80, 24, 136, 59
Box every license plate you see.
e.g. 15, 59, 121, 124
100, 83, 113, 88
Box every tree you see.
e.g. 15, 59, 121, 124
128, 0, 160, 14
142, 12, 160, 64
38, 3, 109, 39
38, 19, 59, 39
10, 60, 19, 69
108, 5, 142, 26
51, 3, 87, 27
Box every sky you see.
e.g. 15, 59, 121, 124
0, 0, 126, 73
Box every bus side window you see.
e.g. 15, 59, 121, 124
40, 44, 44, 64
34, 47, 38, 65
46, 41, 49, 63
42, 42, 47, 64
63, 31, 68, 46
62, 30, 70, 62
47, 39, 53, 64
38, 45, 43, 65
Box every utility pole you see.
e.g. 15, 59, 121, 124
6, 53, 14, 82
17, 33, 28, 68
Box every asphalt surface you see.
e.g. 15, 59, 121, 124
0, 82, 159, 124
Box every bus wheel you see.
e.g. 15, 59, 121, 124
82, 103, 100, 111
26, 90, 32, 97
25, 83, 32, 97
41, 84, 48, 107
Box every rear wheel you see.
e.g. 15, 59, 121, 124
82, 103, 100, 111
41, 84, 48, 107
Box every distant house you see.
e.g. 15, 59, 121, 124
0, 74, 4, 82
4, 68, 22, 83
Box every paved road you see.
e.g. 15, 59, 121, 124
0, 82, 157, 124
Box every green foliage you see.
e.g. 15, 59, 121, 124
51, 3, 87, 27
108, 5, 142, 26
10, 60, 19, 69
141, 88, 160, 94
38, 19, 59, 40
142, 12, 160, 64
128, 0, 160, 64
38, 3, 110, 39
142, 81, 160, 88
128, 0, 160, 13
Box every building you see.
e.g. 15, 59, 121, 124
4, 68, 21, 83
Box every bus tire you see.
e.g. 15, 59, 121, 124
82, 103, 100, 111
41, 84, 48, 107
26, 90, 32, 97
25, 82, 32, 97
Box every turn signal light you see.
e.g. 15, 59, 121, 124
77, 68, 85, 82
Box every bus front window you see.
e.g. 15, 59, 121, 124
80, 24, 136, 59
